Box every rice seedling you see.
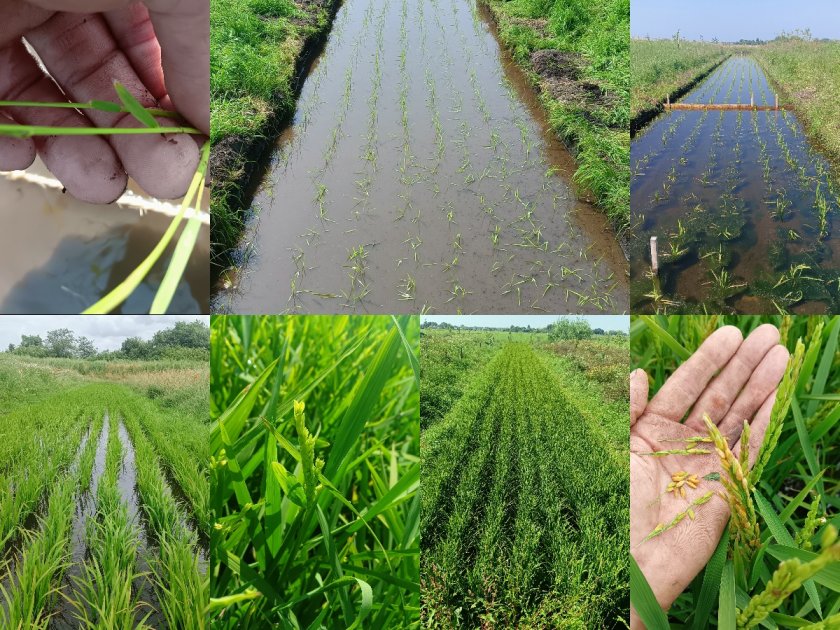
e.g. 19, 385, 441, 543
209, 315, 419, 628
631, 315, 840, 629
1, 84, 207, 314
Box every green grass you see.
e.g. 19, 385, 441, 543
209, 315, 419, 628
210, 0, 335, 270
631, 39, 730, 122
754, 40, 840, 165
421, 337, 628, 627
630, 315, 840, 627
482, 0, 630, 232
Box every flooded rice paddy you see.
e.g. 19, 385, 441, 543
631, 56, 840, 313
216, 0, 628, 314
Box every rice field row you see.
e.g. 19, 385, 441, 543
421, 341, 628, 628
0, 383, 208, 629
217, 0, 627, 314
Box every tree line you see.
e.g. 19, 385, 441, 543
5, 320, 209, 361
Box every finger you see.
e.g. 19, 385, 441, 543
145, 0, 210, 134
0, 41, 126, 203
645, 326, 743, 423
684, 324, 780, 430
0, 113, 36, 171
717, 344, 789, 441
734, 389, 777, 468
630, 369, 648, 426
25, 12, 200, 199
0, 1, 53, 49
103, 4, 166, 101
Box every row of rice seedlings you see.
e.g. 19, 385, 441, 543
121, 410, 206, 630
0, 398, 90, 551
420, 352, 506, 541
124, 398, 209, 534
66, 413, 146, 628
0, 414, 103, 628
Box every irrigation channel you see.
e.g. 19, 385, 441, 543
630, 55, 840, 313
216, 0, 628, 314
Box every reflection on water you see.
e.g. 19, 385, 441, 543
630, 56, 840, 313
0, 160, 209, 314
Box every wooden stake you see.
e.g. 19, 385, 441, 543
666, 94, 670, 108
650, 236, 659, 274
750, 93, 754, 107
775, 93, 779, 110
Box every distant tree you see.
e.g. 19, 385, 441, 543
593, 328, 605, 335
20, 334, 43, 348
548, 318, 593, 341
7, 343, 14, 352
121, 337, 153, 359
46, 328, 75, 358
151, 320, 209, 349
76, 336, 97, 359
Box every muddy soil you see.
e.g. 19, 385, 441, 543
214, 0, 628, 314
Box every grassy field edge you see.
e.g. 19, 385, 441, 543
210, 0, 342, 280
478, 0, 631, 239
630, 54, 729, 136
752, 44, 840, 171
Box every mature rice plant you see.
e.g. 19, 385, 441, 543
630, 315, 840, 629
209, 315, 420, 628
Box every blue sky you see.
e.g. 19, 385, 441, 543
421, 315, 629, 332
632, 1, 840, 41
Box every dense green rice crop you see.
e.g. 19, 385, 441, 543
209, 315, 419, 628
421, 338, 628, 628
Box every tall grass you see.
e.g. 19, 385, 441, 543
630, 315, 840, 627
209, 315, 419, 628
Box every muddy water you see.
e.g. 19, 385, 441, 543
0, 160, 209, 314
215, 0, 628, 314
630, 56, 840, 313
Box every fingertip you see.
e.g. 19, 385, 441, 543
111, 117, 200, 199
715, 325, 745, 344
39, 135, 127, 204
0, 136, 37, 171
749, 323, 781, 345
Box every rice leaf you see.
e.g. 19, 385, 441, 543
719, 560, 736, 630
113, 81, 159, 128
640, 315, 691, 360
630, 555, 669, 630
692, 527, 729, 630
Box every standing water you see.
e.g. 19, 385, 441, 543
215, 0, 628, 314
630, 56, 840, 313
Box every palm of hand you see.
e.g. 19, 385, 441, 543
629, 324, 789, 625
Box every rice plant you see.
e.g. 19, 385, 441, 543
422, 328, 628, 627
631, 315, 840, 629
209, 315, 419, 628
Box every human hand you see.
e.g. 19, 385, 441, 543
0, 0, 208, 202
630, 324, 789, 629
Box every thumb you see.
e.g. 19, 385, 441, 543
630, 368, 648, 426
145, 0, 209, 134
